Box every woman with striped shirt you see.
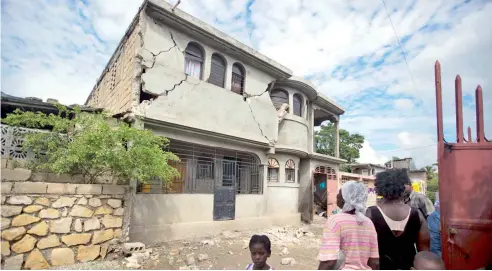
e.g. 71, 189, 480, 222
318, 181, 380, 270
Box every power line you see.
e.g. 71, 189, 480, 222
380, 0, 419, 93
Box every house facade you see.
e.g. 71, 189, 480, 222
85, 0, 345, 243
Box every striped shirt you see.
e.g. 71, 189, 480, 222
318, 213, 379, 270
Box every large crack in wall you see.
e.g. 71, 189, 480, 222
243, 81, 277, 146
138, 25, 277, 147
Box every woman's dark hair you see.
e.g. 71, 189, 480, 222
374, 168, 411, 200
249, 234, 271, 254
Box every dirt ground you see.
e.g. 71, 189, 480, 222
54, 216, 326, 270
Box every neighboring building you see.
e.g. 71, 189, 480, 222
385, 157, 428, 192
349, 163, 386, 176
85, 0, 345, 243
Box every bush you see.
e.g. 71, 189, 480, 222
2, 106, 179, 184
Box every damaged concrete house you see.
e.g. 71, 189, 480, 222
85, 0, 345, 243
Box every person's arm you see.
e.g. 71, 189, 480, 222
318, 260, 338, 270
417, 209, 431, 251
367, 220, 380, 270
368, 258, 380, 270
318, 217, 341, 270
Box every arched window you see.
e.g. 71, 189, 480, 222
293, 93, 303, 117
209, 53, 226, 87
231, 63, 245, 94
184, 42, 203, 79
285, 159, 295, 183
270, 89, 289, 110
267, 158, 279, 182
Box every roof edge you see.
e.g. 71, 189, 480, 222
147, 0, 292, 78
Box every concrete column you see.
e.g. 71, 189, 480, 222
335, 120, 340, 158
288, 92, 294, 114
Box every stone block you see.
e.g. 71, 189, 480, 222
1, 217, 11, 230
12, 214, 40, 227
102, 185, 125, 195
114, 229, 122, 238
113, 208, 124, 216
11, 234, 37, 253
94, 206, 113, 215
92, 229, 114, 244
1, 168, 32, 181
27, 221, 49, 236
100, 243, 109, 259
1, 206, 23, 217
88, 198, 102, 207
102, 215, 122, 228
1, 158, 7, 168
76, 184, 102, 195
1, 227, 26, 241
12, 182, 47, 194
76, 197, 88, 205
1, 182, 12, 194
83, 218, 101, 232
37, 235, 61, 249
77, 245, 100, 263
46, 183, 77, 194
51, 197, 75, 208
39, 208, 60, 219
50, 248, 75, 266
34, 197, 50, 206
1, 195, 5, 204
61, 233, 92, 247
23, 205, 43, 213
50, 217, 72, 234
7, 195, 32, 205
24, 248, 50, 269
107, 199, 122, 208
4, 254, 24, 270
1, 241, 10, 256
75, 219, 83, 232
69, 205, 94, 218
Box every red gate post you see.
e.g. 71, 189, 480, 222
435, 61, 492, 269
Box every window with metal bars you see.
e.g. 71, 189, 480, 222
267, 168, 279, 182
231, 63, 245, 94
293, 93, 303, 117
270, 89, 289, 110
136, 140, 263, 194
209, 53, 226, 88
184, 43, 204, 79
285, 159, 295, 183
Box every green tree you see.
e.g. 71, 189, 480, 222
426, 176, 439, 202
315, 123, 365, 165
2, 106, 179, 184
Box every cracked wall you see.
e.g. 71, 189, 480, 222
136, 14, 279, 145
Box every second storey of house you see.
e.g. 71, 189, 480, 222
85, 0, 344, 157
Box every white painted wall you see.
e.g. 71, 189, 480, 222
137, 15, 279, 145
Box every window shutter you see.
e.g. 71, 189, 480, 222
270, 90, 289, 110
293, 94, 303, 116
209, 54, 226, 87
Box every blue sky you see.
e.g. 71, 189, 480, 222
2, 0, 491, 168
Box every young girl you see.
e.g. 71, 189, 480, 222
246, 235, 273, 270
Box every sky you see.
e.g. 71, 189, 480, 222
2, 0, 491, 169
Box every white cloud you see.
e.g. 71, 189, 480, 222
358, 140, 389, 166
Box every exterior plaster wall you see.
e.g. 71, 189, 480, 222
137, 15, 279, 145
265, 186, 299, 215
129, 193, 300, 244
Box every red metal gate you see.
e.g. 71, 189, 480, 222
435, 61, 492, 269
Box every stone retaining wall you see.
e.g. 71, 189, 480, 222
0, 181, 130, 269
